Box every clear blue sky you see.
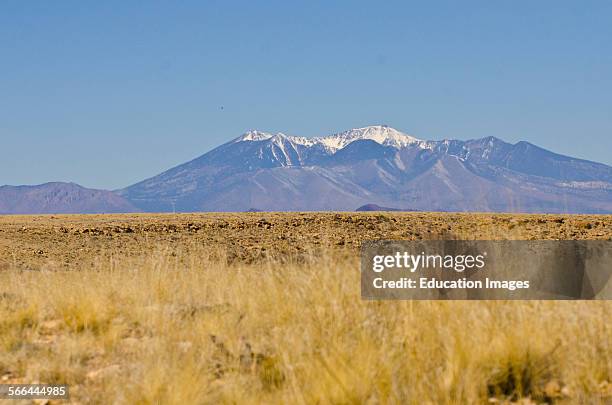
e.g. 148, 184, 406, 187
2, 1, 611, 190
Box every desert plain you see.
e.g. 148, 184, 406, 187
0, 212, 611, 404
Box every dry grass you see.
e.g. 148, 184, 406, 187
0, 245, 610, 404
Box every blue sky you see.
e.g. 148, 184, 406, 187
1, 1, 611, 189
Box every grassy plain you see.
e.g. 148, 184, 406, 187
0, 212, 610, 404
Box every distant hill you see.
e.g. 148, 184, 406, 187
0, 182, 139, 214
356, 204, 404, 212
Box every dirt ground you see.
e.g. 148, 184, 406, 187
0, 212, 610, 271
0, 212, 611, 404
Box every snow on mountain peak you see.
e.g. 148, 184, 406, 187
233, 125, 421, 152
315, 125, 421, 150
234, 130, 274, 142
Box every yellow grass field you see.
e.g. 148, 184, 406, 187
0, 213, 611, 404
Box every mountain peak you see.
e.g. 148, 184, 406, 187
323, 125, 421, 150
234, 130, 274, 143
230, 125, 421, 152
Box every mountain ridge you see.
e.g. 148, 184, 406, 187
0, 182, 139, 215
2, 125, 611, 214
118, 125, 612, 214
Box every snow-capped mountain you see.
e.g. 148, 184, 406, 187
232, 125, 421, 153
219, 125, 421, 168
118, 125, 612, 213
5, 125, 609, 214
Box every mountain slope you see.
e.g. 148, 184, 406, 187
0, 182, 140, 214
119, 125, 612, 213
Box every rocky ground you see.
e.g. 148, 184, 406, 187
0, 212, 610, 271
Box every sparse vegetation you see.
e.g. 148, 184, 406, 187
0, 248, 609, 404
0, 213, 611, 403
